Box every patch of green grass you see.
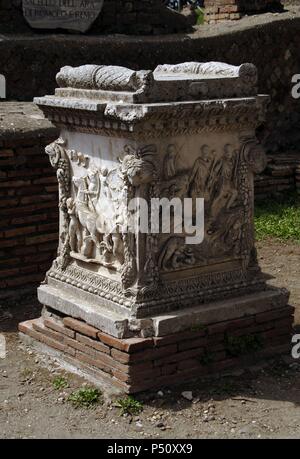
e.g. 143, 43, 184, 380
115, 396, 143, 416
255, 192, 300, 242
225, 333, 263, 357
20, 368, 34, 380
52, 376, 69, 390
195, 7, 205, 25
68, 387, 101, 408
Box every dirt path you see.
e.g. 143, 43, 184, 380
256, 239, 300, 325
0, 238, 299, 439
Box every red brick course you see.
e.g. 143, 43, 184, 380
43, 318, 75, 338
0, 135, 58, 292
98, 331, 153, 353
76, 333, 110, 354
63, 317, 98, 339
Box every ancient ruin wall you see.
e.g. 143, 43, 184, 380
0, 0, 188, 34
1, 16, 299, 152
0, 105, 59, 294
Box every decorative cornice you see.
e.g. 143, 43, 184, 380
37, 96, 268, 139
47, 260, 265, 318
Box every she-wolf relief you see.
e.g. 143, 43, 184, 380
157, 139, 260, 273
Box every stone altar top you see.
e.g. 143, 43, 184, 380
35, 62, 268, 141
36, 61, 259, 105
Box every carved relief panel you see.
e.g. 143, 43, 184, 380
46, 129, 266, 297
155, 132, 266, 279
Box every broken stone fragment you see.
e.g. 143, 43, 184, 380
56, 65, 151, 92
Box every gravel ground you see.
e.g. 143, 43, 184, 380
0, 238, 299, 439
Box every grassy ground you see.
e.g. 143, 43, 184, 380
255, 192, 300, 242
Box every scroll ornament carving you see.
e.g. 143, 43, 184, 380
56, 62, 257, 94
56, 65, 153, 93
154, 61, 258, 86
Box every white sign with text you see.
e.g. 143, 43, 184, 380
22, 0, 104, 33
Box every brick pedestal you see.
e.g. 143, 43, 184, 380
19, 303, 294, 393
20, 61, 293, 394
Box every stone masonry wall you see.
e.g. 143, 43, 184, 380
0, 0, 21, 23
0, 104, 59, 295
93, 0, 188, 34
255, 153, 300, 199
0, 137, 58, 293
0, 0, 283, 30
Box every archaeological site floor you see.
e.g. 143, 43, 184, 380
0, 238, 299, 438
